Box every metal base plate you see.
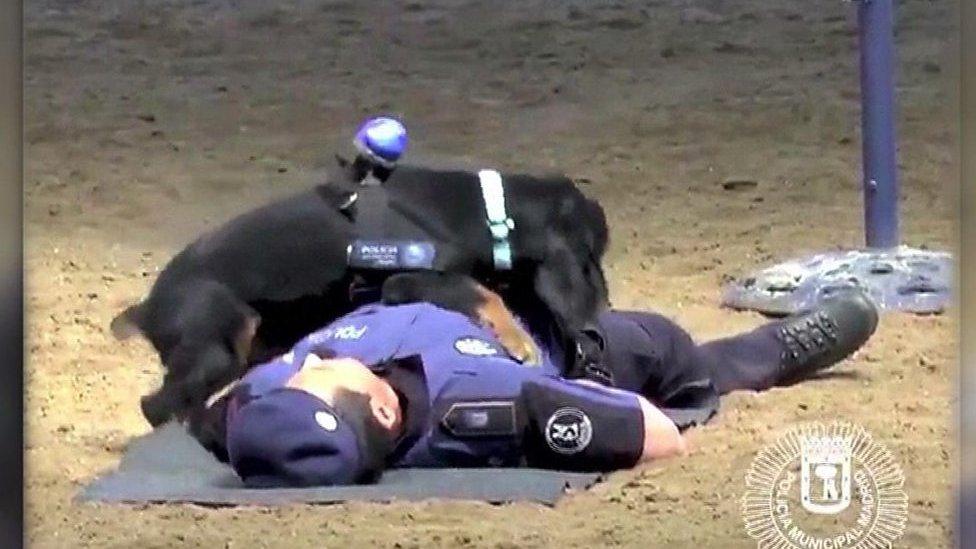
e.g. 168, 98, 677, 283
722, 246, 952, 315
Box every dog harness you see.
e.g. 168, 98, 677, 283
345, 184, 439, 271
478, 169, 515, 270
343, 169, 515, 273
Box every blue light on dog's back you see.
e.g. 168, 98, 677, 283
354, 117, 408, 164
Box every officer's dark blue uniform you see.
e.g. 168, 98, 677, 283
225, 303, 649, 486
223, 291, 878, 487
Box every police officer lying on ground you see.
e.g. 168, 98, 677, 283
212, 288, 878, 487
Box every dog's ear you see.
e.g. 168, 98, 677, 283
110, 303, 146, 340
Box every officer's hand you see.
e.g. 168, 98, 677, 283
636, 396, 687, 461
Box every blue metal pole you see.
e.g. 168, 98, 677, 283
722, 0, 952, 315
858, 0, 900, 248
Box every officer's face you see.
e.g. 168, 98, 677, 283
285, 354, 403, 434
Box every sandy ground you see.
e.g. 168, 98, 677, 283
24, 0, 957, 546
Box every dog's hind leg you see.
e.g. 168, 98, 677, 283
141, 282, 260, 426
141, 371, 188, 427
142, 341, 239, 427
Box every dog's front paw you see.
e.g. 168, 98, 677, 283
473, 284, 542, 366
494, 322, 542, 366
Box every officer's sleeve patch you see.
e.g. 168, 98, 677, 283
544, 407, 593, 454
519, 377, 644, 471
440, 401, 517, 437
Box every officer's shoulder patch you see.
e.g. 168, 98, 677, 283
315, 411, 338, 432
454, 337, 499, 357
545, 407, 593, 455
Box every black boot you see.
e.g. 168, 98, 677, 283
774, 289, 879, 385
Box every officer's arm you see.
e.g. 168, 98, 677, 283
520, 376, 685, 472
634, 393, 687, 461
574, 379, 686, 462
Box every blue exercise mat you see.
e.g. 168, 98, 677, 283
78, 423, 602, 506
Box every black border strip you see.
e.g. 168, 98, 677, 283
958, 0, 974, 546
0, 0, 24, 546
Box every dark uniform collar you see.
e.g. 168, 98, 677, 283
369, 354, 430, 464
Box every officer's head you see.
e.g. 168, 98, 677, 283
226, 355, 403, 487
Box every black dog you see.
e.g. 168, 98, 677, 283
112, 162, 610, 427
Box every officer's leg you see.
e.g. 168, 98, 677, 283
694, 327, 785, 394
602, 289, 879, 398
699, 290, 879, 392
596, 311, 721, 429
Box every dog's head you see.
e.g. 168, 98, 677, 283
576, 196, 610, 308
580, 196, 609, 260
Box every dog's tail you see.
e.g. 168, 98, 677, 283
110, 302, 147, 340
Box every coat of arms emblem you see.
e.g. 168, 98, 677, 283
800, 434, 852, 515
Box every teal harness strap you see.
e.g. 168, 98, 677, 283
478, 169, 515, 270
